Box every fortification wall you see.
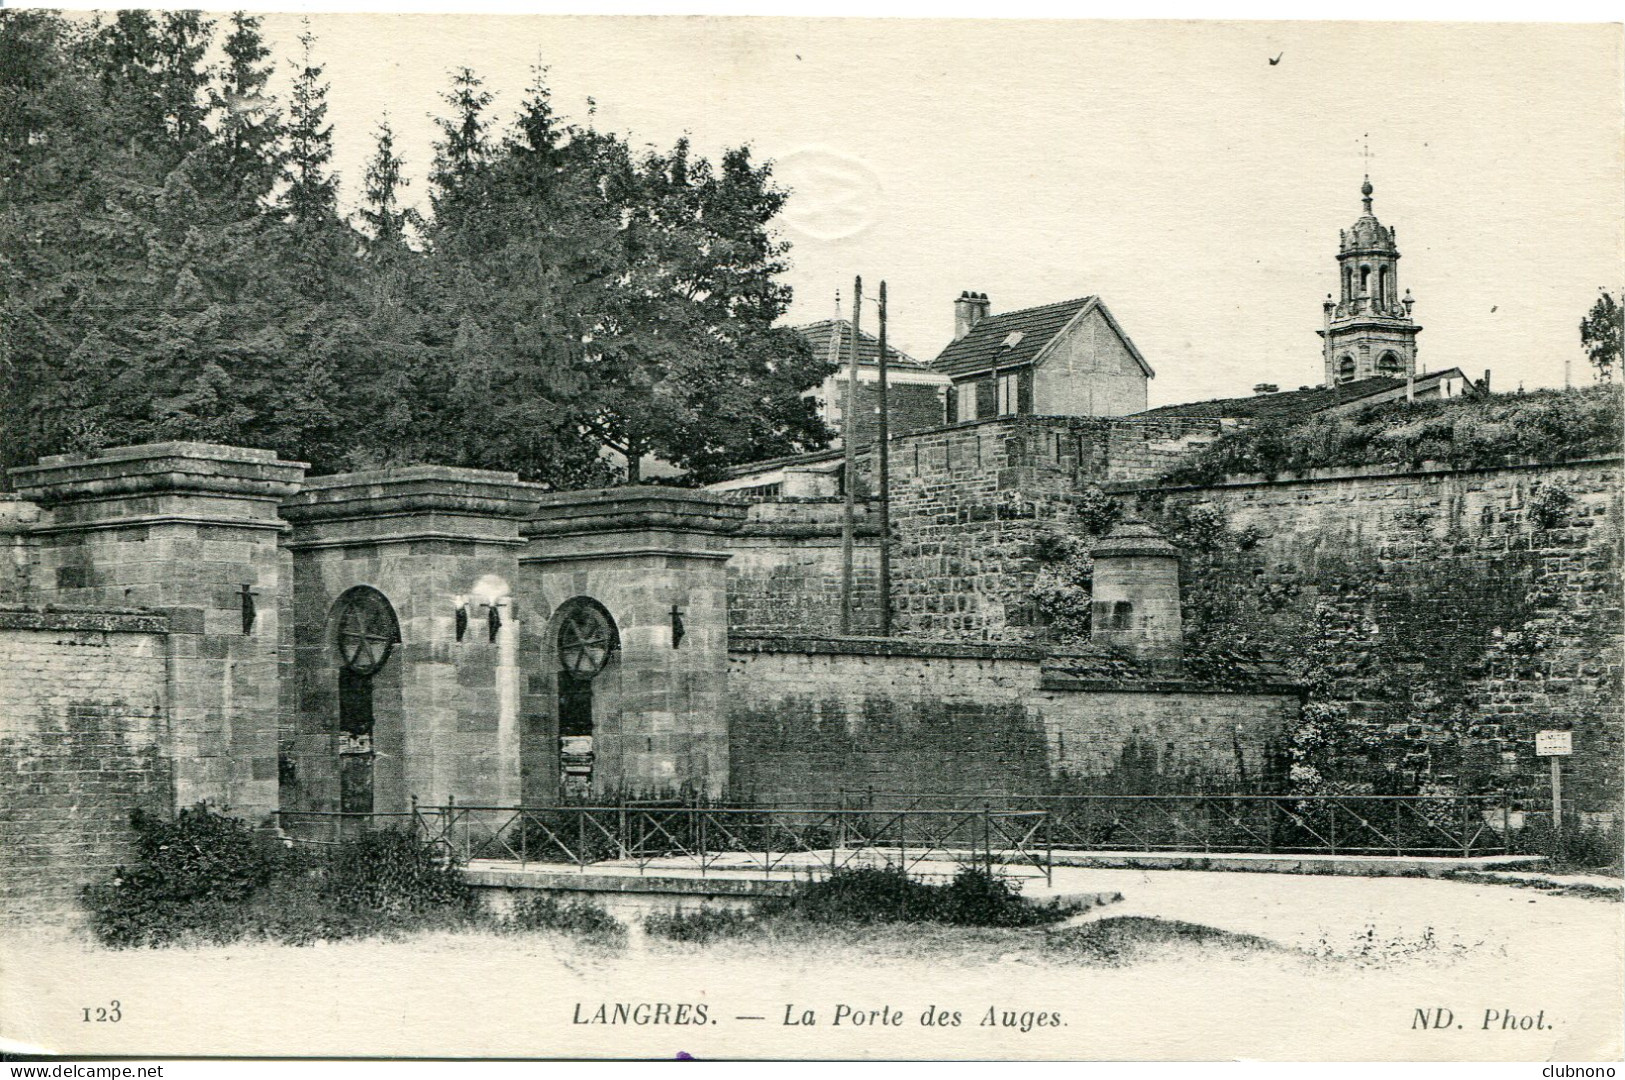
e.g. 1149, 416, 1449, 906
725, 635, 1297, 802
1116, 457, 1624, 810
725, 499, 882, 635
879, 414, 1222, 639
0, 609, 171, 921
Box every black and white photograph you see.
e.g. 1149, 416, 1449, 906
0, 7, 1621, 1066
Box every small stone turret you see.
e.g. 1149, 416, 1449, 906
1090, 519, 1182, 663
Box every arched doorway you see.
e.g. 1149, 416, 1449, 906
1377, 351, 1403, 377
553, 598, 620, 798
329, 586, 401, 816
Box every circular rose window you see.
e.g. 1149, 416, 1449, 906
558, 602, 616, 678
334, 588, 398, 676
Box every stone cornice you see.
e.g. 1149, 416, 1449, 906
10, 442, 306, 507
282, 465, 543, 525
728, 633, 1045, 661
524, 487, 746, 541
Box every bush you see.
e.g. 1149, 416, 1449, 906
790, 866, 1060, 928
1511, 816, 1624, 874
81, 807, 289, 948
644, 907, 758, 943
1161, 386, 1622, 486
81, 807, 480, 948
505, 894, 624, 940
322, 828, 475, 919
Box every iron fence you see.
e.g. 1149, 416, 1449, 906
411, 801, 1053, 883
812, 791, 1513, 857
274, 790, 1515, 872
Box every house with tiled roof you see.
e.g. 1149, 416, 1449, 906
797, 319, 950, 448
933, 292, 1154, 422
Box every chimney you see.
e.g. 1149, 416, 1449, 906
1481, 368, 1492, 394
953, 291, 991, 341
1252, 383, 1279, 395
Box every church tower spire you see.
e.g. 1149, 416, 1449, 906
1318, 176, 1422, 386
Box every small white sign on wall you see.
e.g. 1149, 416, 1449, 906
1535, 730, 1574, 757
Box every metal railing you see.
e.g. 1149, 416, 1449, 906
274, 809, 418, 846
275, 790, 1515, 873
412, 801, 1053, 883
808, 791, 1512, 858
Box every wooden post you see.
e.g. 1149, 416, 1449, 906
1551, 755, 1564, 844
877, 280, 893, 637
839, 276, 862, 634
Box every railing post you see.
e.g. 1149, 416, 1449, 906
1503, 790, 1512, 855
1329, 800, 1337, 856
1045, 812, 1053, 887
699, 810, 708, 876
578, 809, 587, 871
619, 805, 628, 860
520, 808, 528, 867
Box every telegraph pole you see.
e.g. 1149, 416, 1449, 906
839, 276, 862, 634
877, 281, 892, 636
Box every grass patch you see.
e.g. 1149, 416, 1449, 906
1045, 916, 1281, 966
503, 894, 626, 942
644, 907, 758, 943
790, 866, 1065, 928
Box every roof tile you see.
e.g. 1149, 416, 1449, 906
930, 297, 1095, 378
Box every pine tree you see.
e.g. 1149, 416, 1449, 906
427, 66, 493, 241
205, 11, 283, 209
358, 117, 421, 249
282, 24, 338, 230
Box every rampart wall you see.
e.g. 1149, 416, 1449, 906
0, 608, 172, 922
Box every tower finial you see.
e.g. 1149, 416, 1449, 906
1359, 134, 1375, 211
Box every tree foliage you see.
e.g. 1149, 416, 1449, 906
0, 12, 829, 488
1581, 288, 1622, 383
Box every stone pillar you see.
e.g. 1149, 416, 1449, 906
9, 443, 306, 818
1090, 519, 1183, 665
521, 489, 745, 800
280, 467, 541, 812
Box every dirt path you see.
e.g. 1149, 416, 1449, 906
3, 870, 1618, 1061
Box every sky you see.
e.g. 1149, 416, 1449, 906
226, 14, 1625, 407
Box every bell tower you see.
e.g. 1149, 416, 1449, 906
1318, 176, 1422, 386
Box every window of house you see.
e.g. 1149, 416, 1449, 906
998, 373, 1019, 415
1377, 351, 1402, 376
1337, 355, 1357, 384
956, 385, 978, 423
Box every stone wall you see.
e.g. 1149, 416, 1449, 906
1115, 457, 1624, 810
281, 466, 540, 814
726, 499, 883, 634
520, 488, 743, 800
0, 499, 40, 602
877, 414, 1223, 639
9, 443, 304, 818
726, 635, 1297, 802
0, 608, 171, 922
836, 380, 946, 448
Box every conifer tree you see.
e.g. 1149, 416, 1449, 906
205, 12, 283, 209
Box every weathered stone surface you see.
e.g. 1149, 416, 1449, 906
0, 620, 171, 922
